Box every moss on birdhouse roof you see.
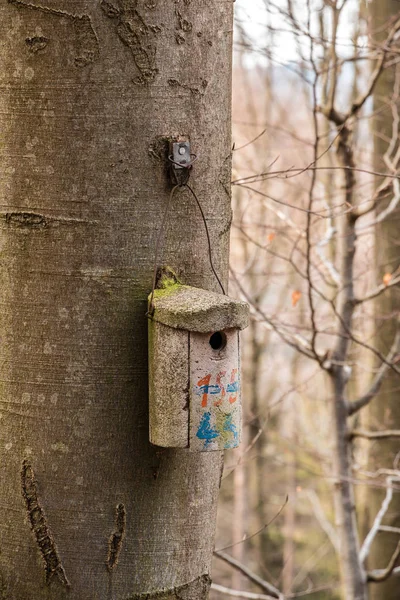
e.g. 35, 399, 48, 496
149, 284, 249, 333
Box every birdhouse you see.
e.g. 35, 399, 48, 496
148, 279, 249, 451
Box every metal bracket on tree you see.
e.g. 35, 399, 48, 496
169, 140, 197, 186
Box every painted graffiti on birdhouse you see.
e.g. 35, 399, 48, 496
148, 273, 249, 452
190, 329, 241, 451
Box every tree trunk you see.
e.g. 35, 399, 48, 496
0, 1, 233, 598
330, 370, 367, 600
232, 446, 247, 590
367, 3, 400, 597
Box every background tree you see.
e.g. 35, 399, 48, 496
212, 2, 400, 599
365, 3, 400, 599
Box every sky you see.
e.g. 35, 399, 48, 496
234, 0, 362, 64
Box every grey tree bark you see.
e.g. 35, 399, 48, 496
0, 1, 233, 598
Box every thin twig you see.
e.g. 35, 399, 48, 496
213, 551, 283, 599
350, 16, 400, 118
379, 526, 400, 534
234, 183, 327, 217
353, 275, 400, 305
306, 23, 320, 361
367, 541, 400, 582
348, 323, 400, 415
232, 166, 400, 186
305, 489, 339, 553
211, 583, 279, 600
351, 429, 400, 440
230, 270, 317, 361
360, 476, 400, 564
215, 496, 288, 552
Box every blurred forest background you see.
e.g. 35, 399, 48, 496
210, 1, 400, 599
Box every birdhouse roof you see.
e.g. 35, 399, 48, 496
149, 284, 249, 333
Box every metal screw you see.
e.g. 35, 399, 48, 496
178, 146, 186, 155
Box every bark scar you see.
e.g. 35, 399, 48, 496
124, 574, 212, 600
8, 0, 99, 67
107, 503, 127, 571
5, 212, 47, 228
1, 211, 95, 229
100, 0, 159, 84
21, 459, 70, 587
167, 78, 208, 96
25, 35, 49, 52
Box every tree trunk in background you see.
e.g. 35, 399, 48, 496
0, 1, 233, 598
281, 353, 300, 597
232, 445, 247, 590
367, 2, 400, 597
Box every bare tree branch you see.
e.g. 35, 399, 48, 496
306, 44, 321, 359
230, 269, 319, 361
348, 323, 400, 415
350, 429, 400, 440
360, 476, 400, 564
213, 551, 283, 599
305, 489, 339, 553
216, 496, 288, 552
232, 166, 400, 187
353, 275, 400, 305
211, 583, 280, 600
379, 526, 400, 534
350, 17, 400, 118
367, 541, 400, 582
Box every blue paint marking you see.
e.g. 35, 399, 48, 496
196, 411, 219, 448
222, 413, 239, 449
209, 385, 221, 395
196, 384, 219, 396
195, 381, 238, 396
226, 381, 239, 393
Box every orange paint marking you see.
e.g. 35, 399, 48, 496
198, 374, 211, 408
213, 371, 226, 406
228, 368, 238, 404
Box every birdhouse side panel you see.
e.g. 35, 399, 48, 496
189, 330, 242, 451
149, 322, 189, 448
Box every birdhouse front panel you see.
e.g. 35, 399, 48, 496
189, 329, 241, 452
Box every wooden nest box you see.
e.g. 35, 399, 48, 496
148, 281, 249, 451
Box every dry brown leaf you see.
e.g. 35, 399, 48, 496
291, 290, 301, 307
267, 232, 276, 243
383, 272, 392, 286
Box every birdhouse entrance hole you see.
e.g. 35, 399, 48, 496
209, 331, 227, 351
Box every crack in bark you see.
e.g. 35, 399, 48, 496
1, 211, 95, 229
5, 212, 47, 228
8, 0, 99, 67
167, 78, 208, 96
107, 503, 127, 571
21, 459, 70, 588
124, 574, 212, 600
